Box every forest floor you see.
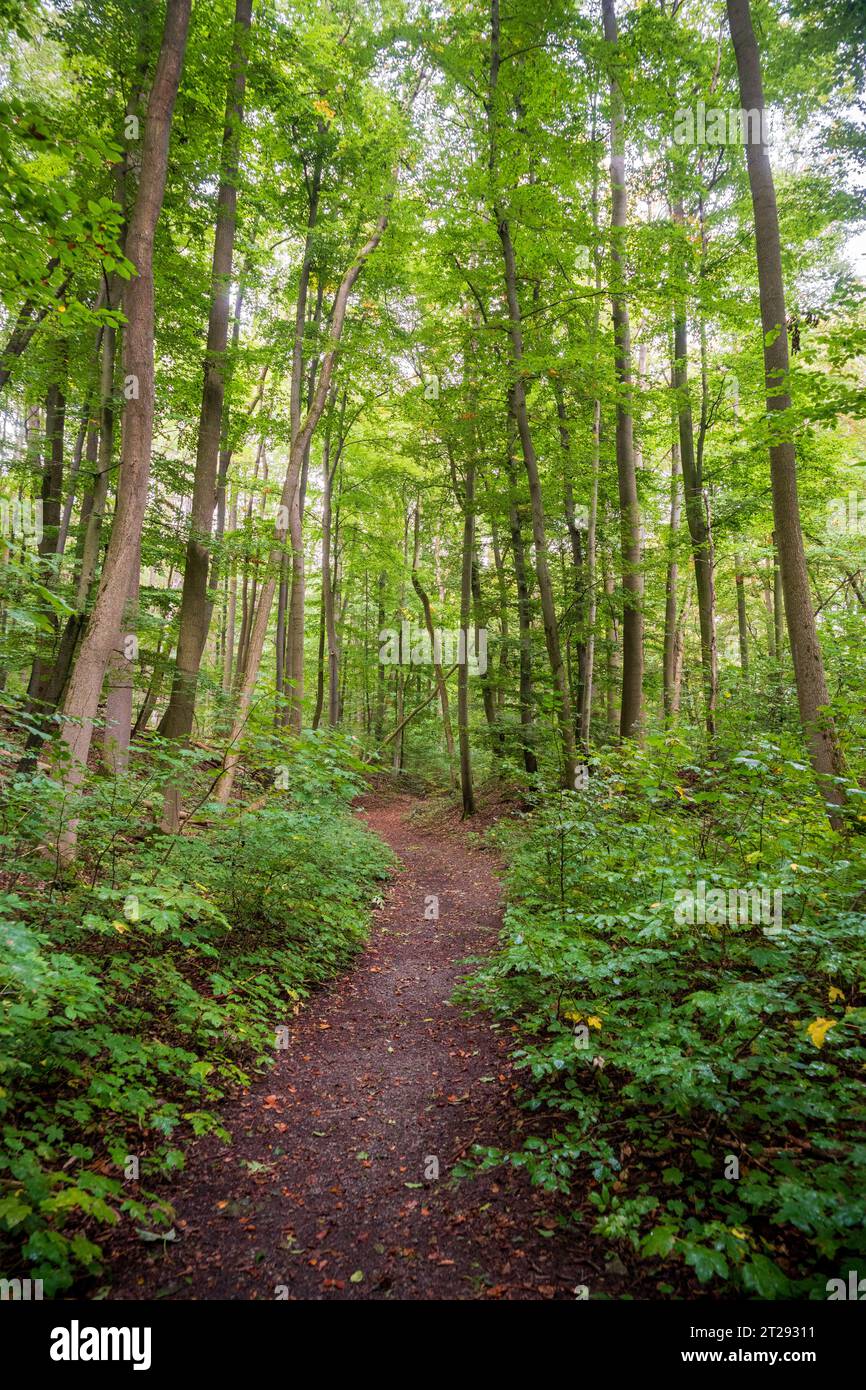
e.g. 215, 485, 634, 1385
100, 791, 620, 1300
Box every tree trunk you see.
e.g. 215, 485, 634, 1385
603, 0, 643, 740
735, 554, 749, 677
222, 492, 238, 692
214, 205, 392, 804
727, 0, 846, 817
488, 2, 577, 787
411, 504, 455, 786
663, 435, 682, 719
375, 570, 386, 742
603, 558, 620, 735
506, 436, 537, 776
158, 0, 252, 778
772, 530, 785, 657
322, 412, 342, 728
55, 0, 191, 858
671, 196, 718, 734
458, 461, 475, 818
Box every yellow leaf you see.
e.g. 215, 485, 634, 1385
806, 1017, 836, 1048
587, 1016, 602, 1030
312, 98, 336, 121
828, 986, 845, 1004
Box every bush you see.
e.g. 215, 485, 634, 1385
457, 732, 866, 1298
0, 736, 391, 1294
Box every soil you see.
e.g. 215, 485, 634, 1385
102, 793, 611, 1300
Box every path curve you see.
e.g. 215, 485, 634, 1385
106, 794, 596, 1300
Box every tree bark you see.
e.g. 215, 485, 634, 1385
55, 0, 191, 857
603, 0, 643, 740
213, 205, 392, 803
458, 460, 476, 818
727, 0, 846, 816
735, 554, 749, 676
411, 503, 455, 786
669, 208, 718, 733
663, 435, 682, 719
506, 429, 537, 776
488, 0, 577, 787
158, 0, 252, 783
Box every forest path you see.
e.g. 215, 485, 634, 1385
106, 793, 597, 1300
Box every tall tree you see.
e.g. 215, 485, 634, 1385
487, 0, 578, 789
55, 0, 192, 857
158, 0, 252, 828
602, 0, 643, 740
727, 0, 846, 818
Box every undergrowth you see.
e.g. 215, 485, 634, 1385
0, 729, 391, 1293
457, 729, 866, 1299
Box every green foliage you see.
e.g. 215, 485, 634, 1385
0, 738, 391, 1295
458, 733, 866, 1297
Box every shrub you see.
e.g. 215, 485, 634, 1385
457, 732, 866, 1298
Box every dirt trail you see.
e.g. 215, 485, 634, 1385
107, 794, 597, 1299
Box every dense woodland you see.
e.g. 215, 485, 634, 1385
1, 0, 865, 1304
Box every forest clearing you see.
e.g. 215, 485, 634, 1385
0, 0, 865, 1351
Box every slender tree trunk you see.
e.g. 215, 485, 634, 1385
24, 373, 66, 712
603, 556, 620, 735
603, 0, 643, 740
471, 551, 500, 754
55, 0, 191, 859
283, 157, 325, 737
673, 580, 691, 715
375, 570, 386, 742
487, 0, 576, 787
506, 441, 537, 776
556, 383, 586, 725
671, 196, 718, 734
772, 531, 785, 657
222, 493, 238, 693
158, 0, 252, 818
322, 419, 342, 728
762, 554, 776, 660
727, 0, 845, 816
458, 462, 475, 817
39, 318, 119, 719
663, 436, 682, 719
103, 554, 139, 771
735, 555, 749, 677
214, 206, 392, 803
312, 582, 326, 729
275, 551, 289, 712
411, 504, 455, 786
579, 399, 601, 753
490, 517, 509, 716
